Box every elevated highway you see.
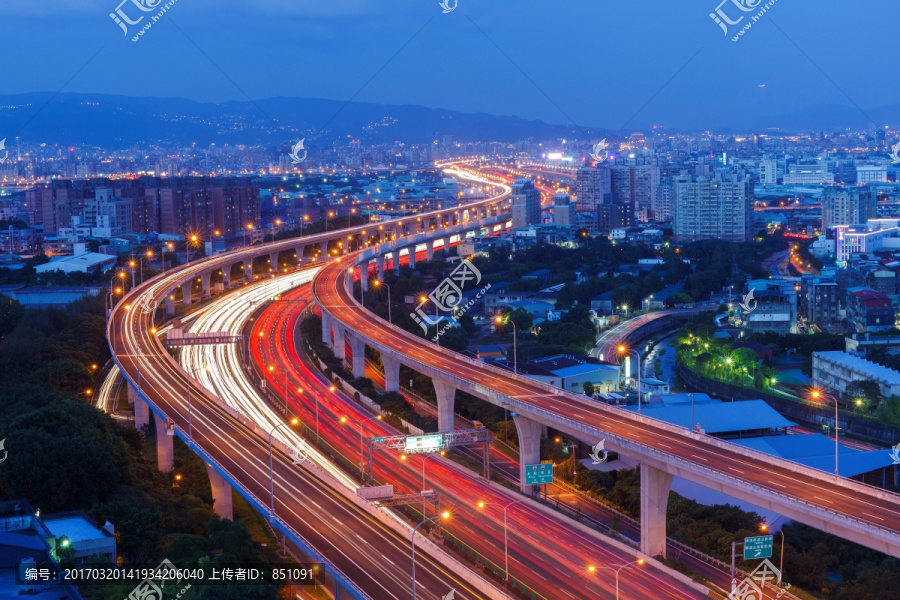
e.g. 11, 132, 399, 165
313, 245, 900, 561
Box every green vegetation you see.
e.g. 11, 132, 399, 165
0, 294, 289, 599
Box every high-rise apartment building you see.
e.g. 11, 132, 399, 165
511, 178, 541, 229
673, 173, 753, 243
575, 167, 611, 213
822, 185, 877, 230
28, 177, 260, 237
654, 178, 674, 221
552, 193, 575, 226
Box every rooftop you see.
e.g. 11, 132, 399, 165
814, 351, 900, 384
624, 399, 794, 434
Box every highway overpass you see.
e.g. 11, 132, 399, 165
313, 234, 900, 561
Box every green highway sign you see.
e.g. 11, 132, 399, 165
373, 437, 385, 444
744, 535, 773, 560
525, 463, 553, 485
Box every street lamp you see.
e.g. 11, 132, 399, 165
340, 414, 383, 480
267, 418, 299, 516
372, 279, 392, 324
421, 451, 446, 492
811, 389, 841, 475
760, 523, 786, 581
495, 314, 517, 373
617, 345, 642, 413
419, 295, 440, 346
268, 364, 291, 414
587, 559, 645, 600
477, 499, 528, 581
412, 512, 450, 600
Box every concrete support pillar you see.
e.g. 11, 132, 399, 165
333, 325, 346, 360
407, 246, 416, 269
270, 252, 280, 273
382, 354, 400, 392
640, 463, 673, 558
319, 241, 328, 258
243, 260, 253, 282
349, 335, 366, 379
426, 243, 434, 261
221, 268, 231, 289
153, 412, 174, 473
130, 385, 149, 429
181, 282, 192, 306
376, 255, 385, 282
433, 379, 456, 433
393, 252, 400, 275
165, 295, 175, 316
322, 312, 332, 346
513, 414, 543, 494
205, 463, 234, 520
296, 247, 306, 265
200, 272, 211, 297
361, 265, 370, 292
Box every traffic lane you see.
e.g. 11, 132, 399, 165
114, 296, 491, 600
259, 289, 706, 600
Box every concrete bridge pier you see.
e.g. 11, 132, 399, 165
426, 244, 434, 261
381, 354, 401, 392
513, 413, 543, 494
407, 246, 416, 269
319, 241, 329, 258
360, 264, 370, 292
200, 272, 212, 297
243, 259, 253, 283
433, 379, 456, 433
295, 247, 306, 266
130, 385, 149, 429
375, 255, 385, 282
165, 295, 176, 315
348, 335, 366, 378
205, 463, 234, 520
181, 282, 193, 306
333, 325, 346, 360
393, 252, 401, 275
322, 313, 332, 346
640, 463, 673, 558
154, 412, 174, 472
221, 268, 231, 289
269, 252, 279, 273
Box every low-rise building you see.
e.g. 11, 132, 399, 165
847, 288, 895, 333
812, 351, 900, 401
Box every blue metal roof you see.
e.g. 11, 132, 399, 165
734, 435, 897, 478
625, 399, 794, 433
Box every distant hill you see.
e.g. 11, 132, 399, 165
0, 93, 603, 149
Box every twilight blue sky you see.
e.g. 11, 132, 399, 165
1, 0, 897, 131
